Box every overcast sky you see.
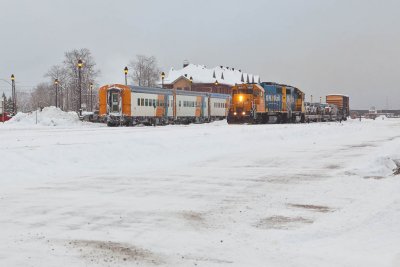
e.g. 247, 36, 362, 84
0, 0, 399, 109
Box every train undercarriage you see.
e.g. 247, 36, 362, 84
106, 114, 226, 127
227, 111, 305, 124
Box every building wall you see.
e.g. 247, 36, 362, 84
164, 77, 232, 95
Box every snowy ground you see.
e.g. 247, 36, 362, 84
0, 117, 400, 266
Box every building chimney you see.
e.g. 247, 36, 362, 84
183, 60, 189, 68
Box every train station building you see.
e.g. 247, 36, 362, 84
162, 62, 260, 95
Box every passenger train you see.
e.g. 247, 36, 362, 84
98, 84, 230, 126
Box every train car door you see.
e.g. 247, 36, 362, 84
201, 96, 205, 118
108, 90, 121, 113
208, 94, 211, 121
164, 94, 169, 118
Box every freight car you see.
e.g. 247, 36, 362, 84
227, 82, 305, 124
98, 84, 230, 126
326, 94, 350, 120
305, 102, 339, 122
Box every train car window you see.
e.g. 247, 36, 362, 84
145, 99, 148, 106
137, 98, 140, 106
141, 98, 144, 106
179, 101, 181, 107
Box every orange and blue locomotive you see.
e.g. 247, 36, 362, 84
227, 82, 305, 124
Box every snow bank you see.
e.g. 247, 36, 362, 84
5, 106, 83, 127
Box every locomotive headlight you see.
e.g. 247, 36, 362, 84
239, 95, 243, 102
233, 112, 237, 115
242, 111, 245, 115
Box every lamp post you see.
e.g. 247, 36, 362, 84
124, 66, 128, 86
11, 74, 16, 114
1, 95, 5, 122
189, 76, 193, 91
54, 79, 59, 108
77, 59, 83, 116
161, 72, 165, 89
90, 82, 93, 112
214, 80, 218, 94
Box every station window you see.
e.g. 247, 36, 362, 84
145, 99, 149, 106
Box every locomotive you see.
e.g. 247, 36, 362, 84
227, 82, 305, 124
98, 84, 230, 126
227, 82, 349, 124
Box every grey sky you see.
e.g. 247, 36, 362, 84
0, 0, 399, 109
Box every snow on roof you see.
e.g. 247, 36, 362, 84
164, 64, 260, 86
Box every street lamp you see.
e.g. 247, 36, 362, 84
54, 79, 59, 108
90, 82, 93, 112
124, 66, 128, 86
11, 74, 16, 114
161, 72, 165, 88
214, 80, 218, 94
189, 76, 193, 91
77, 59, 83, 116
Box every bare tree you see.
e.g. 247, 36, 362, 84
129, 55, 160, 87
63, 48, 100, 112
45, 65, 69, 110
30, 82, 54, 109
42, 48, 100, 112
16, 91, 34, 112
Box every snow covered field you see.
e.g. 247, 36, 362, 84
1, 117, 400, 266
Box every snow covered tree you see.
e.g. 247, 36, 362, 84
128, 55, 160, 87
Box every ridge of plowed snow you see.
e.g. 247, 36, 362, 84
6, 106, 83, 127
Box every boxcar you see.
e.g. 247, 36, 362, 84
326, 94, 350, 120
